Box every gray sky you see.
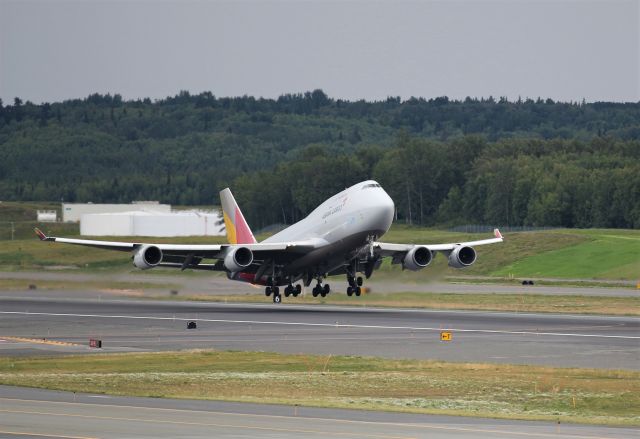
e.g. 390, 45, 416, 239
1, 0, 638, 104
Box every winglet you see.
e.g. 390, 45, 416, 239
34, 228, 54, 241
494, 228, 503, 240
34, 227, 48, 241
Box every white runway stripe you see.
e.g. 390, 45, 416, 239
1, 311, 638, 340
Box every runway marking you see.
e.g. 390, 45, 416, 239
1, 311, 638, 340
0, 430, 97, 439
0, 399, 631, 439
0, 408, 415, 439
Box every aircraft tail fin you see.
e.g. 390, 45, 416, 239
220, 188, 257, 244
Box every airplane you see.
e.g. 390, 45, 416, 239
35, 180, 503, 303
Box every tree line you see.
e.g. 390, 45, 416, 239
0, 91, 638, 228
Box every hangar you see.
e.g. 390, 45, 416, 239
62, 201, 170, 222
80, 210, 225, 237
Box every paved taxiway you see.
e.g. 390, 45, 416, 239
1, 385, 637, 439
1, 296, 638, 369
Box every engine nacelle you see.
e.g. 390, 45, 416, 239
403, 246, 433, 271
448, 245, 477, 268
133, 245, 163, 269
224, 246, 253, 272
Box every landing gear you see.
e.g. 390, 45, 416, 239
284, 283, 302, 297
347, 275, 363, 297
265, 286, 272, 297
312, 279, 330, 297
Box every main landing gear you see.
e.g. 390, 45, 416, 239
347, 275, 363, 297
265, 282, 302, 303
312, 279, 330, 298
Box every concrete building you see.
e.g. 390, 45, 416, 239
62, 201, 170, 222
80, 210, 225, 237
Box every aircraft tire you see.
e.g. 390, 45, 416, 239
355, 287, 361, 296
284, 286, 291, 297
295, 284, 302, 296
323, 284, 330, 295
357, 276, 363, 287
347, 286, 353, 296
312, 287, 319, 297
265, 286, 272, 297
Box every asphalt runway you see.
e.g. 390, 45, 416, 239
1, 385, 637, 439
0, 296, 638, 369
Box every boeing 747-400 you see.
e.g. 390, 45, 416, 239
35, 180, 503, 303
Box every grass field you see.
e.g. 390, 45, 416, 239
0, 222, 637, 281
491, 230, 640, 280
0, 350, 637, 426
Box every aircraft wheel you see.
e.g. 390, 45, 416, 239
265, 286, 272, 297
273, 294, 281, 304
295, 284, 302, 296
355, 287, 362, 296
312, 286, 319, 297
284, 286, 291, 297
323, 284, 330, 295
356, 276, 363, 287
347, 286, 353, 296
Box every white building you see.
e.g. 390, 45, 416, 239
80, 210, 225, 237
62, 201, 170, 223
36, 210, 57, 222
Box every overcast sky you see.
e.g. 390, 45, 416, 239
1, 0, 638, 104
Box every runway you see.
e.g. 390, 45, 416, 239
1, 296, 638, 369
0, 385, 637, 439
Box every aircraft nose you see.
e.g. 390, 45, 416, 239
373, 188, 395, 232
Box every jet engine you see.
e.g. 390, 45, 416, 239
133, 245, 163, 269
403, 246, 433, 271
448, 245, 477, 268
224, 246, 253, 272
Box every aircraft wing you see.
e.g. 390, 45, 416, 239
373, 228, 504, 256
34, 228, 324, 269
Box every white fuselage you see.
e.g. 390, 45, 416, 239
261, 181, 395, 278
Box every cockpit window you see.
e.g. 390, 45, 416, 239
362, 183, 381, 189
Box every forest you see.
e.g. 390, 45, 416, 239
1, 90, 638, 229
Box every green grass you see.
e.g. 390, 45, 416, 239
0, 351, 637, 426
492, 230, 640, 280
0, 224, 637, 282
